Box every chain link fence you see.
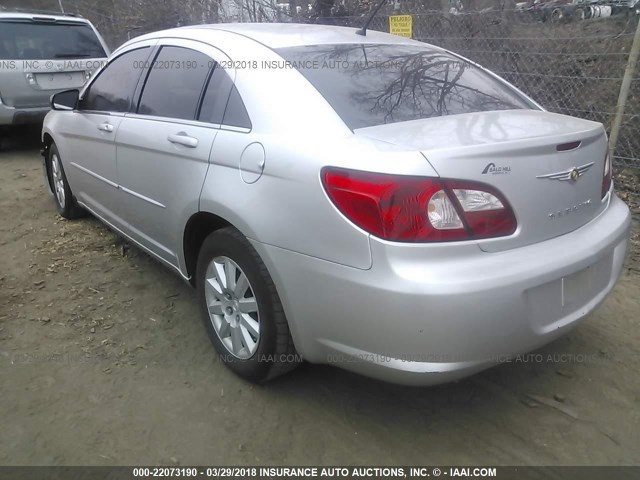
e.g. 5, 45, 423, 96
2, 0, 638, 218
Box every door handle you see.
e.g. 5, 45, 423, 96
97, 122, 114, 133
168, 132, 198, 148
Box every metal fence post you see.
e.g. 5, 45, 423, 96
609, 16, 640, 161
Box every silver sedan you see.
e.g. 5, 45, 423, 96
41, 23, 631, 385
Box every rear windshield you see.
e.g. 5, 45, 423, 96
0, 20, 106, 60
276, 44, 534, 129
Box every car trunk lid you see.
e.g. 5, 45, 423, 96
354, 110, 608, 252
1, 60, 98, 108
0, 18, 107, 108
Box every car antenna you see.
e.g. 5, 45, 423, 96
355, 0, 388, 36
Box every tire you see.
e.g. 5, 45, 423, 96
48, 143, 85, 219
196, 227, 299, 383
575, 7, 585, 20
551, 7, 564, 22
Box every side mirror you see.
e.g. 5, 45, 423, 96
51, 89, 79, 111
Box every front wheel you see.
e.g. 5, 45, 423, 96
48, 143, 85, 219
196, 227, 299, 382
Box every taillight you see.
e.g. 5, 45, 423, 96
601, 152, 612, 198
321, 167, 517, 242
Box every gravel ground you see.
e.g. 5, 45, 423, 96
1, 127, 639, 466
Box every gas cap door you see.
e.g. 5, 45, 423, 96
239, 142, 266, 184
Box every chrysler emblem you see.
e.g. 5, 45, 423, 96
570, 168, 579, 181
537, 162, 594, 183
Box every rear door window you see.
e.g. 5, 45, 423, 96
0, 20, 106, 60
138, 46, 211, 121
198, 67, 251, 129
80, 47, 151, 113
198, 64, 233, 125
222, 86, 251, 129
276, 44, 534, 130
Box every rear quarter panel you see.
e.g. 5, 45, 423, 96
197, 32, 446, 270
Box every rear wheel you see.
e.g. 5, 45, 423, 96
48, 143, 85, 219
196, 227, 299, 382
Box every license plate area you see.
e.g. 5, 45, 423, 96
525, 251, 613, 331
34, 72, 85, 89
562, 265, 595, 308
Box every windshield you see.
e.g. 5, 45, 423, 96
276, 44, 535, 129
0, 20, 106, 60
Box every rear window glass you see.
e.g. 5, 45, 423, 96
0, 20, 106, 60
276, 44, 534, 130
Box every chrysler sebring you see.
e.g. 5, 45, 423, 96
41, 23, 631, 385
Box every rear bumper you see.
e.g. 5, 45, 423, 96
253, 194, 630, 385
0, 100, 49, 126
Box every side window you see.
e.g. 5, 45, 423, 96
138, 46, 211, 120
222, 85, 252, 129
198, 64, 233, 125
198, 66, 252, 130
80, 47, 150, 112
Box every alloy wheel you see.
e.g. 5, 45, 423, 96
204, 256, 260, 359
51, 153, 66, 209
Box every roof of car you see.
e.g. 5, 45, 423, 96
0, 11, 89, 23
178, 23, 419, 49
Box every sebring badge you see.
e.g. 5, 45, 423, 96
548, 199, 592, 220
536, 162, 594, 182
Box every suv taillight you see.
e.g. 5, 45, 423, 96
322, 167, 517, 242
602, 152, 612, 199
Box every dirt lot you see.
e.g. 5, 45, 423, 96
1, 127, 639, 466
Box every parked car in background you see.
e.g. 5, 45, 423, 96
0, 10, 109, 126
525, 0, 579, 22
41, 24, 630, 385
522, 0, 637, 22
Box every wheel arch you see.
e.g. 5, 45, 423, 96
42, 132, 54, 149
41, 132, 55, 192
183, 211, 233, 286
